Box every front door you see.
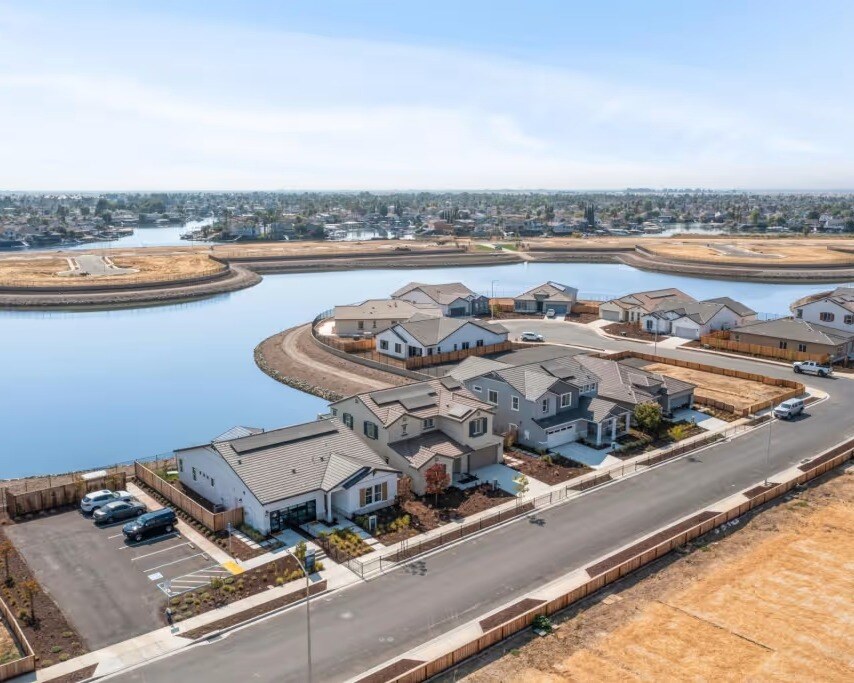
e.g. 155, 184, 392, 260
270, 499, 317, 532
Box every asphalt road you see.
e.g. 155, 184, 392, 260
108, 341, 853, 683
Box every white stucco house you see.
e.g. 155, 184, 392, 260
599, 288, 695, 324
392, 282, 490, 317
640, 297, 757, 339
175, 420, 399, 535
375, 317, 508, 359
791, 286, 854, 333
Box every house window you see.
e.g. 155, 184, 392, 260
476, 339, 484, 347
379, 339, 389, 350
779, 340, 788, 350
472, 385, 482, 393
560, 393, 572, 408
462, 342, 470, 350
357, 321, 364, 330
331, 408, 338, 416
423, 418, 435, 429
360, 481, 388, 507
343, 413, 354, 429
372, 320, 377, 328
211, 478, 215, 487
192, 467, 197, 481
469, 417, 487, 437
511, 396, 519, 411
820, 312, 835, 322
488, 389, 498, 404
796, 308, 803, 318
798, 343, 807, 352
364, 421, 378, 439
541, 398, 549, 414
845, 315, 854, 325
394, 343, 402, 354
178, 458, 184, 473
401, 421, 408, 436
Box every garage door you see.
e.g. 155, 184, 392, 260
449, 306, 466, 317
468, 446, 498, 470
602, 309, 621, 321
673, 326, 699, 339
669, 393, 693, 410
550, 304, 568, 315
546, 424, 576, 447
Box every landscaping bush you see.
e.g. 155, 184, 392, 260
667, 423, 691, 442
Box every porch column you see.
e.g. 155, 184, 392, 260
611, 419, 616, 441
596, 422, 602, 446
625, 412, 631, 432
325, 492, 333, 523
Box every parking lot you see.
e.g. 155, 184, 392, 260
5, 507, 228, 649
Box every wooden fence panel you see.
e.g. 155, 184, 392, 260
405, 341, 516, 369
0, 596, 35, 681
698, 332, 830, 363
5, 473, 127, 517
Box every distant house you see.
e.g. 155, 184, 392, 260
791, 287, 854, 333
333, 299, 441, 337
730, 318, 854, 362
599, 288, 695, 324
640, 297, 757, 339
392, 282, 489, 317
375, 317, 508, 359
513, 281, 578, 316
330, 378, 503, 494
175, 420, 400, 534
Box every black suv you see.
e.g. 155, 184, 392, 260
122, 508, 177, 542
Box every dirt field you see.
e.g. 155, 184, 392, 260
211, 238, 463, 259
450, 467, 853, 683
0, 253, 224, 287
0, 621, 20, 665
644, 362, 789, 410
644, 240, 854, 265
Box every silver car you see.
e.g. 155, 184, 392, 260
520, 332, 545, 342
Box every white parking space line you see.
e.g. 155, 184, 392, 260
118, 532, 179, 549
141, 552, 206, 574
129, 542, 191, 561
107, 533, 125, 539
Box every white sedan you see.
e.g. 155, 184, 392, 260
520, 331, 545, 342
80, 489, 134, 513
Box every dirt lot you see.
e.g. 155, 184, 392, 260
645, 240, 854, 265
448, 466, 854, 683
602, 322, 663, 342
644, 362, 790, 411
0, 621, 20, 665
402, 485, 514, 530
0, 253, 224, 287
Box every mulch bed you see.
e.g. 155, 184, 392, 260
0, 529, 89, 669
167, 555, 304, 624
400, 485, 513, 529
356, 506, 424, 545
47, 663, 98, 683
180, 579, 327, 640
585, 511, 718, 576
611, 424, 705, 460
227, 536, 266, 562
354, 658, 426, 683
602, 322, 666, 342
743, 483, 778, 499
479, 598, 547, 631
506, 450, 592, 485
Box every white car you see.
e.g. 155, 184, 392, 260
520, 332, 545, 342
773, 398, 805, 420
80, 489, 133, 514
792, 361, 832, 377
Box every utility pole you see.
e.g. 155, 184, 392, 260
491, 280, 499, 320
764, 399, 774, 486
285, 547, 313, 683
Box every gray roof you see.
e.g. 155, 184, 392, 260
334, 298, 441, 321
392, 282, 480, 305
576, 356, 694, 406
791, 286, 854, 313
514, 281, 578, 303
734, 317, 854, 346
395, 317, 507, 346
389, 431, 473, 469
213, 426, 263, 442
703, 296, 756, 317
608, 288, 695, 312
450, 356, 508, 381
534, 396, 628, 428
204, 418, 396, 505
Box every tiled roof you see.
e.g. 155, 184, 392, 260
703, 296, 756, 317
609, 288, 695, 313
734, 317, 854, 345
392, 281, 479, 305
514, 281, 578, 303
205, 418, 396, 505
395, 317, 506, 346
334, 298, 441, 321
576, 356, 694, 406
389, 431, 471, 469
533, 396, 628, 428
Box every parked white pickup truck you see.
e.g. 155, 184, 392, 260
792, 360, 833, 377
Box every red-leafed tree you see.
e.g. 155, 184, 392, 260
424, 463, 450, 505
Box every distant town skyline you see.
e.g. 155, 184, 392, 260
1, 1, 852, 191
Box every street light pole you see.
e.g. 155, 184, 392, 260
285, 547, 313, 683
490, 280, 498, 320
764, 399, 774, 487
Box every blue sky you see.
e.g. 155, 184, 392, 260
1, 1, 851, 190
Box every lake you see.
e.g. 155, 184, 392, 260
0, 262, 844, 478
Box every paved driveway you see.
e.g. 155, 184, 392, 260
5, 510, 216, 649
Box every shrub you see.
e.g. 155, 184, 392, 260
541, 454, 554, 466
667, 423, 690, 442
275, 576, 285, 586
50, 645, 63, 654
62, 631, 74, 638
59, 653, 70, 662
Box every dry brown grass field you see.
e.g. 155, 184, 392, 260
644, 240, 854, 265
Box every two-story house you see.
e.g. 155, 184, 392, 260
330, 378, 503, 494
790, 287, 854, 334
392, 282, 489, 317
450, 355, 632, 450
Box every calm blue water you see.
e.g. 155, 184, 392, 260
0, 262, 845, 478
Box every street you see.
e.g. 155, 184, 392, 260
107, 337, 852, 683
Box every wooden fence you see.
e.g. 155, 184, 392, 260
369, 439, 854, 683
133, 462, 243, 533
320, 336, 376, 353
699, 330, 830, 363
405, 341, 518, 369
571, 301, 601, 315
4, 472, 127, 517
600, 350, 805, 417
0, 595, 35, 681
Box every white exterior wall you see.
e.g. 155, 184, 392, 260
375, 328, 409, 358
599, 302, 625, 321
377, 322, 507, 358
177, 447, 250, 513
795, 300, 854, 333
640, 314, 672, 334
330, 471, 399, 519
259, 490, 327, 532
707, 307, 745, 331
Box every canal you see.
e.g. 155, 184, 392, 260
0, 262, 844, 477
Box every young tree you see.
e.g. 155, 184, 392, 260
395, 475, 413, 505
513, 473, 529, 498
634, 402, 663, 436
424, 463, 450, 505
21, 579, 39, 622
